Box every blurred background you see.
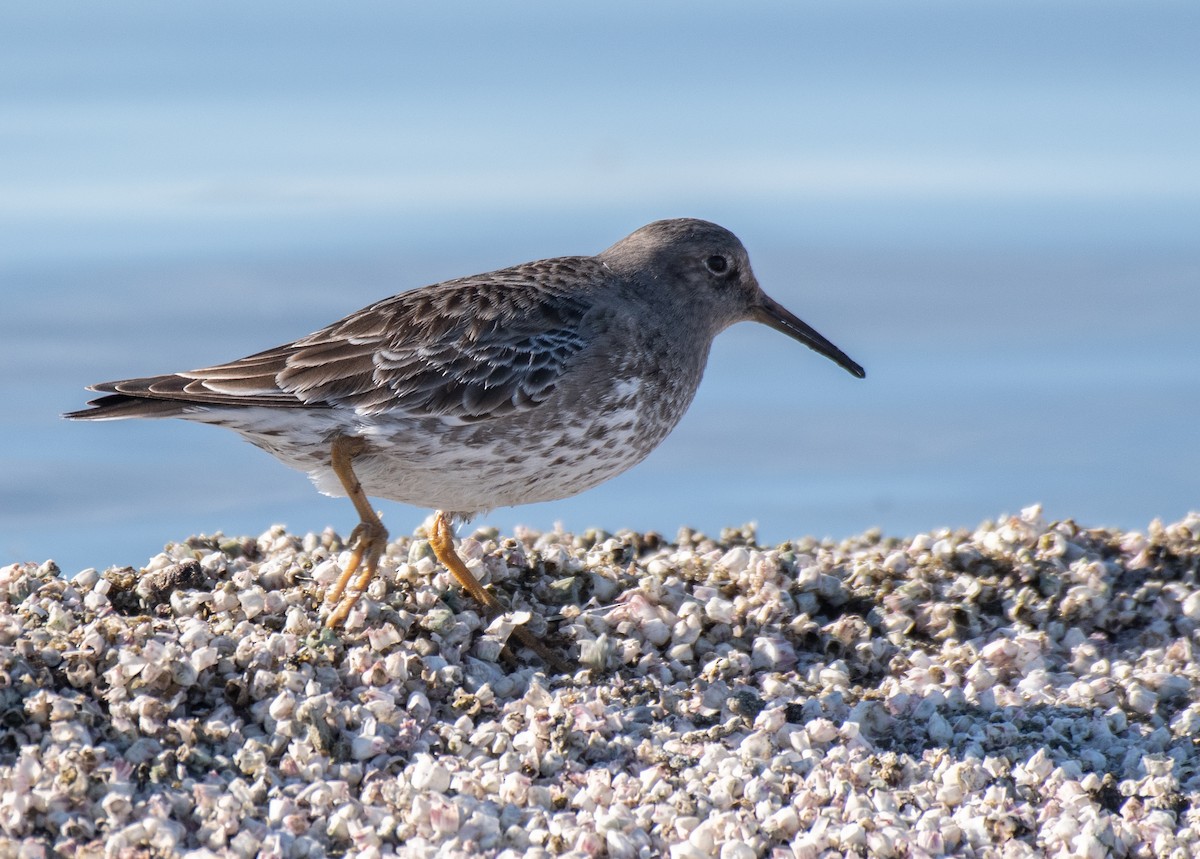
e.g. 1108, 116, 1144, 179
3, 0, 1197, 574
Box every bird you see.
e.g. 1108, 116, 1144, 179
66, 218, 865, 666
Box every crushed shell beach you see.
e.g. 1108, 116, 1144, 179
2, 507, 1199, 858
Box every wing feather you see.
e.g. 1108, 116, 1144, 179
70, 257, 601, 423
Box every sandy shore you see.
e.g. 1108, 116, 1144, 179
1, 506, 1198, 858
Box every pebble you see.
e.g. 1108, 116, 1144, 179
1, 507, 1199, 856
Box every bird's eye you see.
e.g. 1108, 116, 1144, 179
705, 254, 729, 275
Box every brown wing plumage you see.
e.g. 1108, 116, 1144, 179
66, 258, 600, 423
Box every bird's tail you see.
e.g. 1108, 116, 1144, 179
64, 392, 190, 421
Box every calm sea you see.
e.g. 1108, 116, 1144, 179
3, 1, 1197, 573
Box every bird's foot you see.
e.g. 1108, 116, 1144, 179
324, 518, 388, 628
430, 511, 570, 672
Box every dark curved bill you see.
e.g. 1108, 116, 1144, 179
753, 295, 866, 379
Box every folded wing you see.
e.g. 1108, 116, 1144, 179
68, 259, 597, 423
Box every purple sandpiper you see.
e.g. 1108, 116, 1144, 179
67, 218, 865, 665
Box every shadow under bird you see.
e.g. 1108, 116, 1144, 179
67, 218, 865, 667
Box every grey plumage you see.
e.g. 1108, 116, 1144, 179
67, 218, 864, 517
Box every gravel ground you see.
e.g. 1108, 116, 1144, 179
2, 506, 1199, 858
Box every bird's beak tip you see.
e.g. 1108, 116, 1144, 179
753, 298, 865, 380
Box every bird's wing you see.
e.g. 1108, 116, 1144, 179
80, 259, 598, 423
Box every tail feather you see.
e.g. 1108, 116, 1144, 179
66, 369, 299, 420
64, 393, 191, 421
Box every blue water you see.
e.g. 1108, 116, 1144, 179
3, 1, 1198, 573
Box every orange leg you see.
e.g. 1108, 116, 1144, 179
320, 437, 566, 669
324, 436, 388, 628
430, 511, 569, 672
